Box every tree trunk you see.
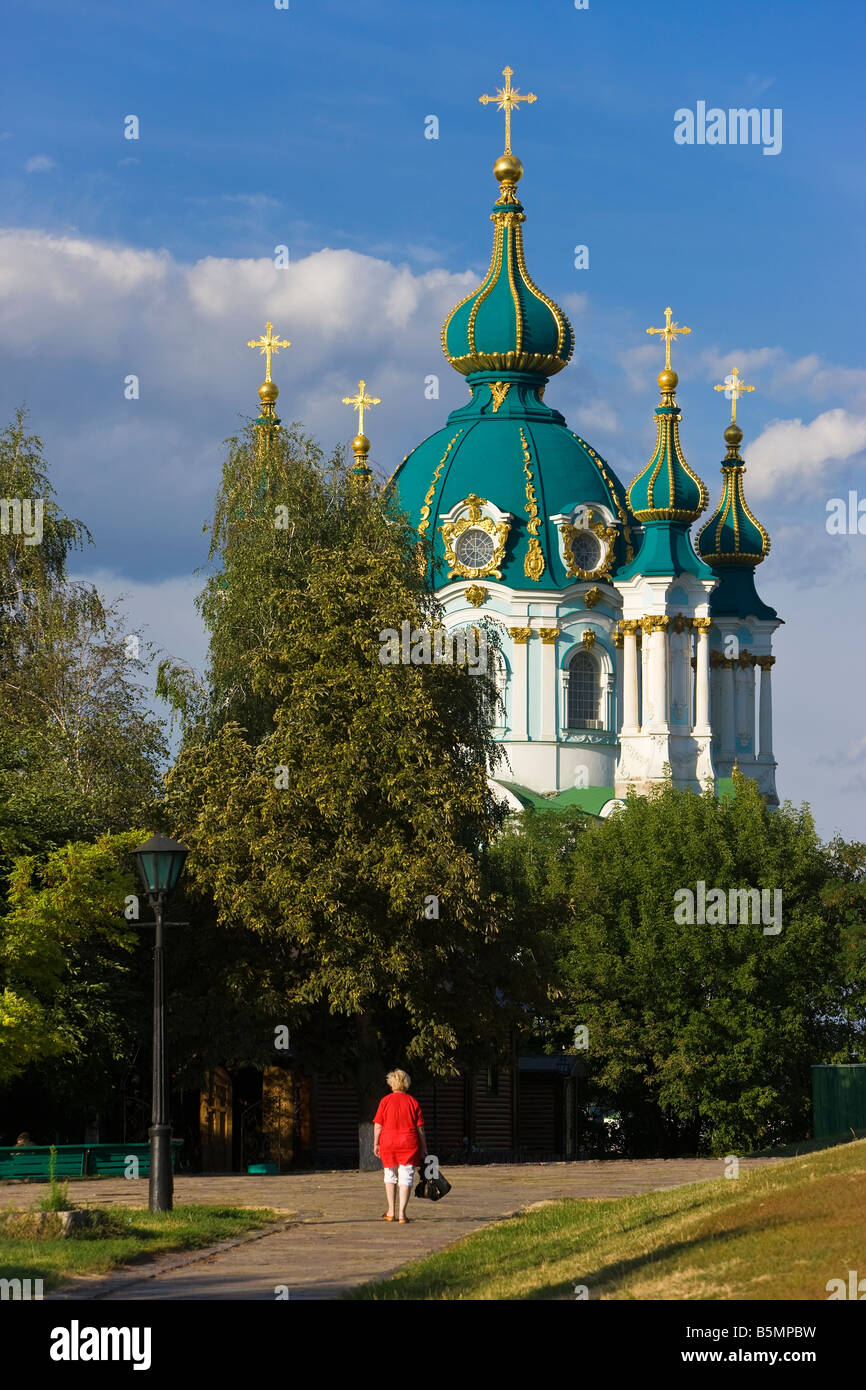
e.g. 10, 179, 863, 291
355, 1012, 385, 1172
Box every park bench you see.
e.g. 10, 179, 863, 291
0, 1141, 183, 1181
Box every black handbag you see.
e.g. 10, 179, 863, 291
414, 1170, 452, 1200
426, 1173, 452, 1201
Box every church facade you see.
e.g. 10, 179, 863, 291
388, 92, 781, 816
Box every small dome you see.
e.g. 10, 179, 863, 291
627, 371, 708, 524
696, 460, 770, 566
442, 169, 573, 378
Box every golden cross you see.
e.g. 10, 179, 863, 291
646, 305, 691, 371
714, 365, 755, 424
342, 379, 381, 436
246, 321, 291, 382
479, 65, 537, 155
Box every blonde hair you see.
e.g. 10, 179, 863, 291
386, 1069, 411, 1093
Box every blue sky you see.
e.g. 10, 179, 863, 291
1, 0, 865, 839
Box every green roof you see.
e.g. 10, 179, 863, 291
497, 781, 615, 817
500, 778, 742, 812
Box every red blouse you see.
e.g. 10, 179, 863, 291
373, 1091, 426, 1167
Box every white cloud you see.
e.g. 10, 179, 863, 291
700, 346, 866, 410
620, 343, 658, 392
24, 155, 56, 173
745, 408, 866, 498
574, 399, 619, 435
699, 346, 784, 380
562, 292, 589, 317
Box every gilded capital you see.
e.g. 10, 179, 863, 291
757, 655, 776, 671
693, 617, 713, 635
509, 626, 533, 644
538, 627, 560, 644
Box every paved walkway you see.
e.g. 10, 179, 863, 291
3, 1158, 780, 1301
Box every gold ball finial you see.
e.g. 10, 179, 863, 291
724, 421, 744, 450
258, 380, 279, 403
493, 152, 523, 186
352, 433, 370, 456
658, 367, 678, 394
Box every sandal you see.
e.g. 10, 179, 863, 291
382, 1212, 395, 1221
398, 1217, 410, 1224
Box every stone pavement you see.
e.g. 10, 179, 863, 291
2, 1158, 780, 1301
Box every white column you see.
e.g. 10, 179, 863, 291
669, 622, 690, 727
645, 618, 670, 733
539, 630, 558, 740
509, 628, 530, 739
720, 659, 736, 763
621, 623, 639, 734
614, 637, 624, 733
640, 624, 650, 726
694, 620, 711, 735
740, 658, 756, 757
758, 656, 775, 760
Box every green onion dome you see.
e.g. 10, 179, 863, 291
441, 155, 574, 378
696, 422, 771, 565
627, 367, 709, 523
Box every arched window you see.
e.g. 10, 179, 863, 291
567, 649, 600, 728
477, 648, 506, 727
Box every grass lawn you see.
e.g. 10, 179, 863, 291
0, 1205, 281, 1291
350, 1139, 866, 1301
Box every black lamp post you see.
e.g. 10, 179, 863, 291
132, 833, 188, 1213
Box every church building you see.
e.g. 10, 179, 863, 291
388, 68, 781, 815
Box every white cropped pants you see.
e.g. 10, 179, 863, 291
383, 1164, 415, 1187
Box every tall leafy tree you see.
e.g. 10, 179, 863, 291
0, 408, 167, 880
0, 410, 167, 1102
163, 424, 542, 1160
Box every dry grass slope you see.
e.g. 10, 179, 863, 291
350, 1140, 866, 1301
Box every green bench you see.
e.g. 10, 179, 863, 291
0, 1141, 184, 1181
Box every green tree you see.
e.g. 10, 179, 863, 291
0, 832, 143, 1086
0, 408, 167, 885
0, 409, 168, 1100
492, 776, 866, 1155
163, 429, 541, 1161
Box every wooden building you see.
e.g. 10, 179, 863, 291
189, 1055, 584, 1172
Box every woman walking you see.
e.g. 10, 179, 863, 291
373, 1070, 427, 1224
